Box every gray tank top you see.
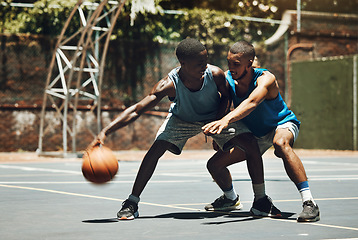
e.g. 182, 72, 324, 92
168, 66, 220, 122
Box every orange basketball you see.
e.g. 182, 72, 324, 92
82, 146, 119, 184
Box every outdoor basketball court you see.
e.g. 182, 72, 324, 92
0, 149, 358, 240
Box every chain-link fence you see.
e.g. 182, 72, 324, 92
0, 35, 233, 109
0, 31, 286, 152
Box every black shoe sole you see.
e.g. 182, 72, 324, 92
117, 211, 139, 220
250, 208, 282, 217
297, 215, 320, 222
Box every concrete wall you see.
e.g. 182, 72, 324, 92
291, 55, 358, 150
1, 11, 357, 152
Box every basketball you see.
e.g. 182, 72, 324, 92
82, 146, 119, 184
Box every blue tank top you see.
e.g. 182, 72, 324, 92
227, 68, 300, 137
168, 66, 220, 122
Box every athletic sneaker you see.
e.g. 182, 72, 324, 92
205, 194, 243, 211
117, 199, 139, 220
297, 200, 320, 222
250, 195, 282, 217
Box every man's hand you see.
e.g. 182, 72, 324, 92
86, 131, 106, 152
202, 118, 230, 135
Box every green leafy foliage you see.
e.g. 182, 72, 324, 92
1, 0, 277, 45
1, 0, 79, 35
3, 0, 356, 44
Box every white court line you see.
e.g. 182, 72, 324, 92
175, 196, 358, 206
0, 184, 200, 212
0, 180, 201, 184
0, 164, 215, 178
2, 163, 358, 173
322, 239, 358, 240
0, 183, 358, 232
269, 218, 358, 232
303, 161, 358, 166
253, 175, 358, 181
306, 168, 358, 172
0, 165, 80, 174
269, 196, 358, 203
308, 177, 358, 181
2, 164, 358, 180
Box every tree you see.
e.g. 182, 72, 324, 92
1, 0, 357, 43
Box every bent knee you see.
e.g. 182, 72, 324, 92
206, 158, 214, 171
273, 138, 292, 158
206, 157, 220, 172
206, 154, 228, 173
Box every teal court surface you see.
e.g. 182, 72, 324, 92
0, 150, 358, 240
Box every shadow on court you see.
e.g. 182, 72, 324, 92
82, 211, 296, 224
1, 151, 358, 240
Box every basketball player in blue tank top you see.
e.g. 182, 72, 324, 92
202, 41, 320, 222
87, 38, 270, 220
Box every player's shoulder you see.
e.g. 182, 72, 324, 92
156, 75, 174, 90
256, 69, 278, 91
208, 64, 225, 78
151, 75, 175, 97
257, 69, 276, 82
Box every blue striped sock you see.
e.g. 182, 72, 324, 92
296, 181, 309, 192
296, 181, 315, 205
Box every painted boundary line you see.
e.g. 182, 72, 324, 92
2, 164, 358, 182
1, 183, 358, 232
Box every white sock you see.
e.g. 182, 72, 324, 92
252, 183, 266, 201
300, 190, 316, 205
301, 190, 312, 202
224, 186, 238, 201
296, 181, 316, 205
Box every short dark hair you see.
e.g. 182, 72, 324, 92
175, 38, 206, 61
229, 40, 255, 61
